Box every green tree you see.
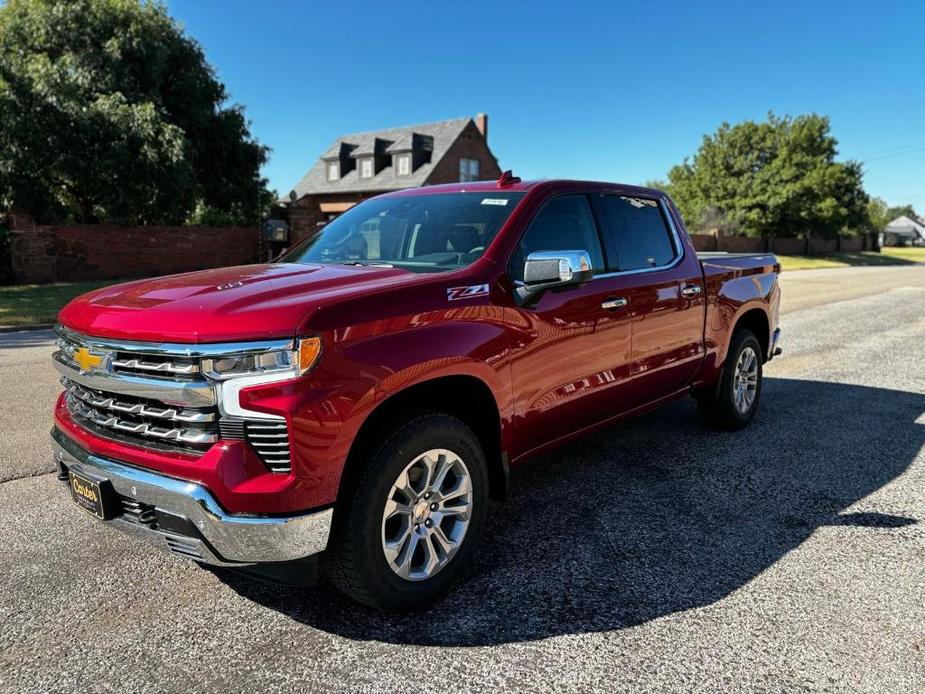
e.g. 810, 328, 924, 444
886, 203, 918, 222
0, 0, 272, 225
866, 197, 892, 232
664, 113, 869, 238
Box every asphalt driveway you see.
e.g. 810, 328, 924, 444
1, 265, 923, 693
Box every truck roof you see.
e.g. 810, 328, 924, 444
380, 178, 667, 199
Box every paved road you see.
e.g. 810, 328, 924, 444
1, 266, 923, 693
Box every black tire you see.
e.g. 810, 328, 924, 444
323, 412, 489, 611
696, 329, 763, 430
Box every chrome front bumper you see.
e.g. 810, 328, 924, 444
51, 428, 332, 567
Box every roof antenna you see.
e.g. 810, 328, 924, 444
496, 170, 521, 188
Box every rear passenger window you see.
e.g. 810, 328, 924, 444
597, 196, 677, 271
509, 195, 605, 283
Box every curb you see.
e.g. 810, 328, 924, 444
0, 323, 56, 334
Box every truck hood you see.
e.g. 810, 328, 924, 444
58, 263, 423, 343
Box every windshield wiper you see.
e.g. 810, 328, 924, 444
340, 261, 394, 268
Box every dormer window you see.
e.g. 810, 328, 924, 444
359, 157, 374, 178
327, 161, 339, 181
397, 154, 411, 176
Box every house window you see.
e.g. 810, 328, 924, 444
360, 158, 373, 178
459, 158, 480, 182
397, 154, 411, 176
327, 161, 339, 181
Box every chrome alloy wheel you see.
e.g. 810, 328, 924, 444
380, 448, 473, 582
733, 346, 759, 414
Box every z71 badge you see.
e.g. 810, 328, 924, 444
446, 284, 489, 301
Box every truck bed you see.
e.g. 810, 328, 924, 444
697, 251, 777, 262
697, 251, 779, 279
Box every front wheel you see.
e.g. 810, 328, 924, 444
324, 413, 488, 611
696, 329, 764, 430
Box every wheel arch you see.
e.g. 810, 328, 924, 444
336, 374, 508, 508
733, 306, 771, 360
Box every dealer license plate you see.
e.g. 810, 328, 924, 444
68, 470, 109, 519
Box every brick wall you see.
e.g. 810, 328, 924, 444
287, 192, 372, 246
286, 205, 324, 246
9, 215, 260, 284
689, 234, 718, 251
692, 234, 871, 255
718, 236, 766, 253
769, 237, 806, 255
807, 238, 838, 254
839, 237, 863, 252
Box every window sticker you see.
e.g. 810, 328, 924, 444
481, 198, 509, 206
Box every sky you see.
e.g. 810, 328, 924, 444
168, 0, 924, 208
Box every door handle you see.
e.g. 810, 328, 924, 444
680, 284, 702, 298
601, 297, 628, 310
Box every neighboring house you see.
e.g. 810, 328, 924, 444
882, 216, 925, 247
279, 114, 502, 244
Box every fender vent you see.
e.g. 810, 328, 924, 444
219, 419, 246, 440
220, 418, 291, 474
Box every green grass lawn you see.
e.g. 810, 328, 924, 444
778, 247, 925, 272
881, 246, 925, 263
0, 281, 113, 328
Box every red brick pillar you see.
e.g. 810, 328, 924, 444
9, 213, 58, 284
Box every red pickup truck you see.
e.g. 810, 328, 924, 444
52, 175, 781, 610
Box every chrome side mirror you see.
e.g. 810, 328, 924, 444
524, 250, 593, 289
516, 250, 594, 304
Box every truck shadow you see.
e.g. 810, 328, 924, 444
214, 377, 923, 646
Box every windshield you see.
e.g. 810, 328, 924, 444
281, 191, 526, 273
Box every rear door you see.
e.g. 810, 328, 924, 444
506, 194, 636, 450
591, 193, 706, 407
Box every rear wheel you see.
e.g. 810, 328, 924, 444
324, 412, 488, 611
696, 329, 763, 430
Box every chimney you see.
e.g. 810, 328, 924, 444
475, 113, 488, 141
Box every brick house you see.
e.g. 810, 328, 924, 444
280, 114, 501, 244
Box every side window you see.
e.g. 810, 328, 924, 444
509, 195, 605, 283
597, 196, 677, 271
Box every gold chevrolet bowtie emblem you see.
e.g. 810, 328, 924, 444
74, 347, 103, 372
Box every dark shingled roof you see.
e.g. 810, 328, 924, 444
291, 117, 473, 197
320, 141, 356, 161
348, 137, 394, 157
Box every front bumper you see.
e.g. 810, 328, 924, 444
52, 428, 332, 567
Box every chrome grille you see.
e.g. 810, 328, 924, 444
111, 353, 200, 379
220, 418, 292, 474
66, 379, 215, 423
54, 327, 293, 470
55, 332, 201, 381
63, 378, 218, 451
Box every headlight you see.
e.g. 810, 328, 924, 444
202, 337, 322, 381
